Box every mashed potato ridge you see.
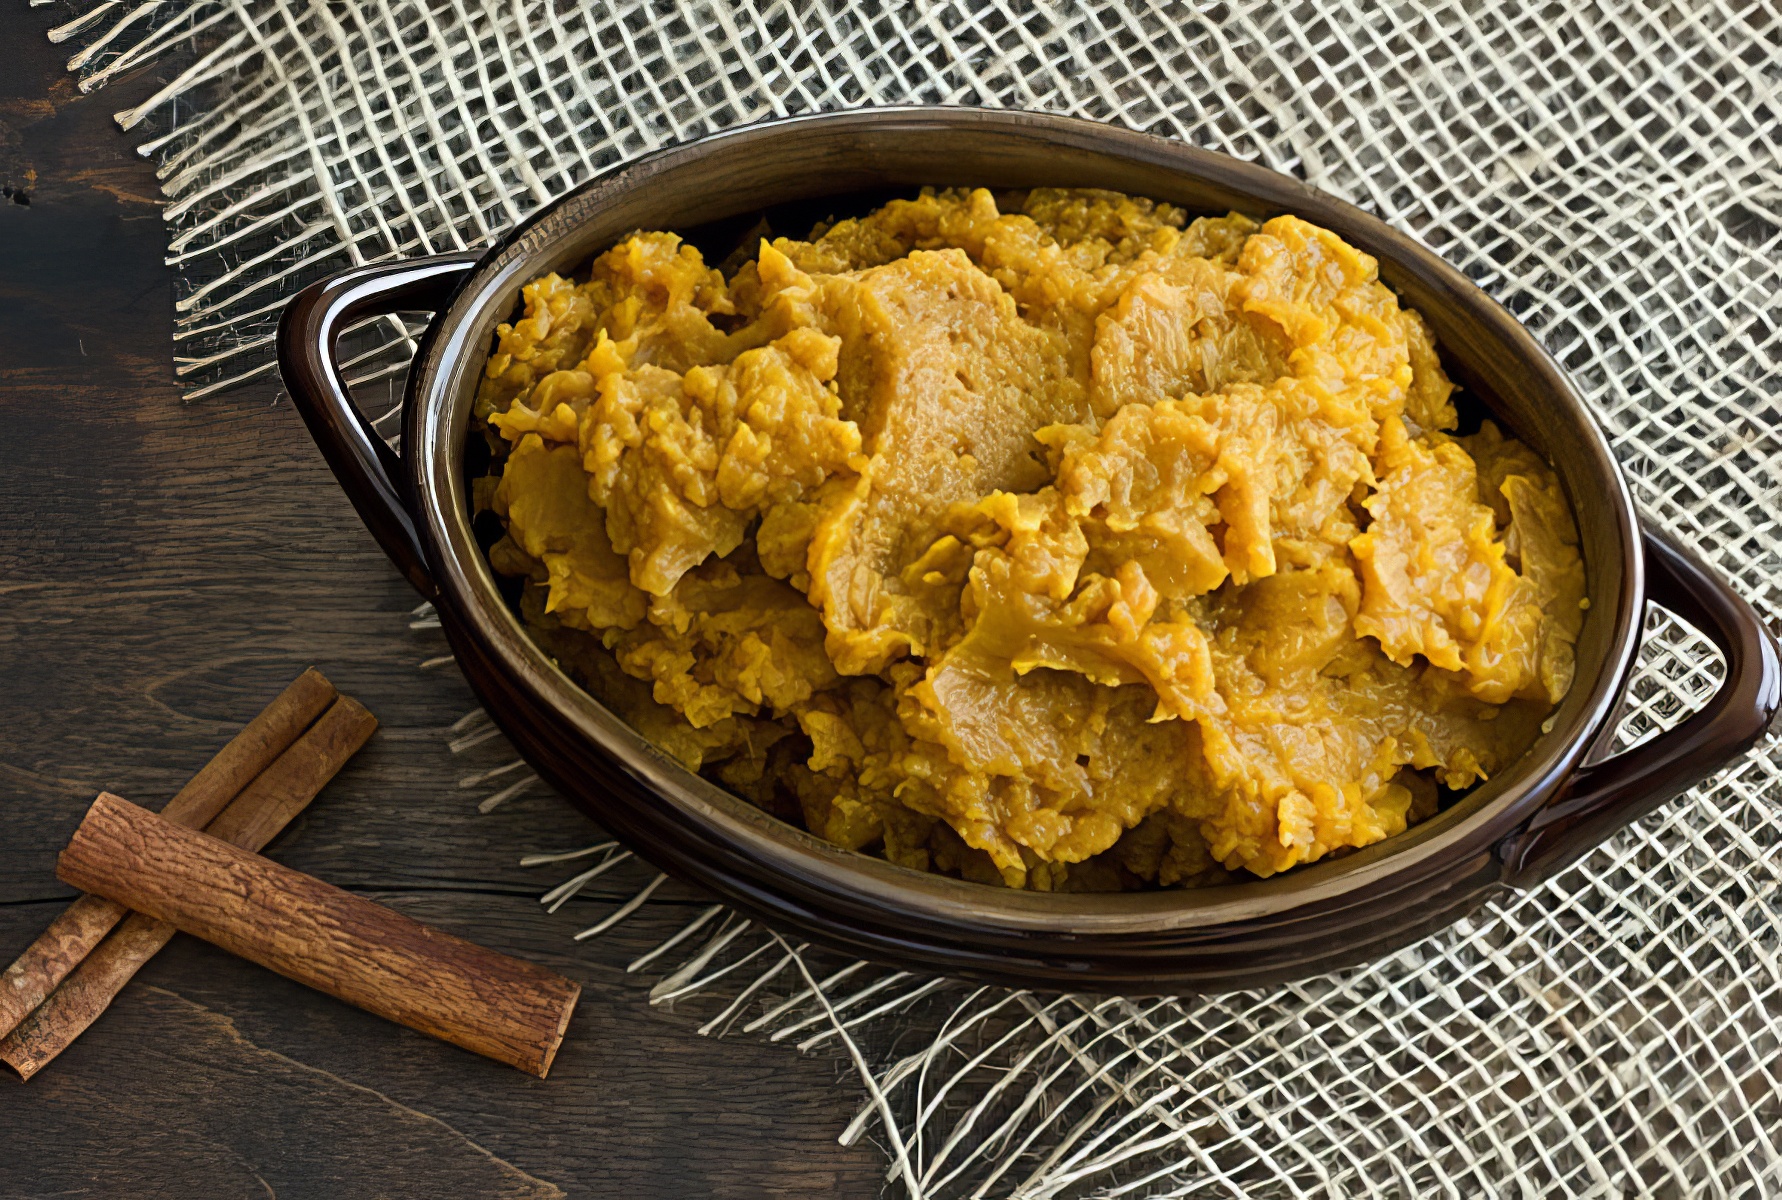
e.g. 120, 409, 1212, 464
478, 188, 1585, 890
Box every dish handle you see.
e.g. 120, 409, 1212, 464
1500, 526, 1780, 887
277, 253, 481, 598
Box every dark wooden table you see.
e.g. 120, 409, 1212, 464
0, 16, 881, 1198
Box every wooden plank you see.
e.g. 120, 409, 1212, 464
0, 903, 881, 1199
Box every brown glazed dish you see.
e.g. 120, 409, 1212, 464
278, 108, 1779, 992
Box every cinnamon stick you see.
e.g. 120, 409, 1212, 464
161, 668, 340, 828
0, 669, 337, 1041
0, 895, 131, 1041
0, 696, 377, 1081
203, 695, 376, 849
56, 794, 581, 1078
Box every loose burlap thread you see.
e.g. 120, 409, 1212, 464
48, 1, 1782, 1195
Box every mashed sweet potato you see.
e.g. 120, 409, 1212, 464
474, 188, 1585, 890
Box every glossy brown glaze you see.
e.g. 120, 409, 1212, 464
278, 109, 1780, 992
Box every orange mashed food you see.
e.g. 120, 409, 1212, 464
474, 188, 1585, 891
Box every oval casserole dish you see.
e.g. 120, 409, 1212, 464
279, 108, 1780, 992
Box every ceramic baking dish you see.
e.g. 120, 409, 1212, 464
278, 108, 1779, 991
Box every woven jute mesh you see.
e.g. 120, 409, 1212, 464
50, 1, 1782, 1195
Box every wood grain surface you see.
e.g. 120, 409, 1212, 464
0, 16, 878, 1198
